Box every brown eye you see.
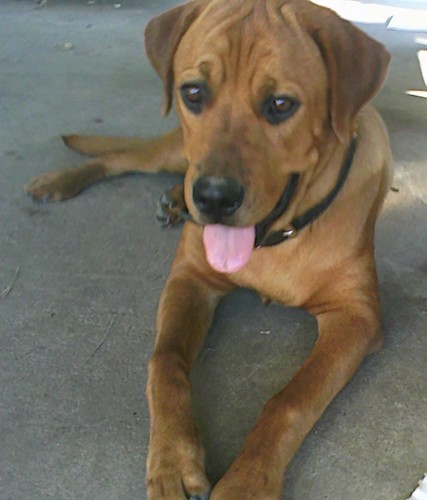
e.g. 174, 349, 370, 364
180, 82, 209, 114
273, 97, 293, 113
263, 95, 300, 125
184, 85, 202, 103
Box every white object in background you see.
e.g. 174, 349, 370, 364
407, 474, 427, 500
417, 51, 427, 86
387, 10, 427, 31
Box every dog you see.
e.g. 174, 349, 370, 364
26, 0, 393, 498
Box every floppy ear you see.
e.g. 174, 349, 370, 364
300, 4, 390, 143
144, 1, 202, 115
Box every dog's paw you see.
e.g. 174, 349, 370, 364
25, 169, 81, 202
156, 184, 189, 227
146, 449, 210, 500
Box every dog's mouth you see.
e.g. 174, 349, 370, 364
189, 175, 257, 273
186, 171, 302, 273
202, 224, 256, 274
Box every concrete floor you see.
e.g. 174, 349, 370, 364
1, 1, 426, 499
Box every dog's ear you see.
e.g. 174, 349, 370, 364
300, 4, 390, 143
144, 1, 202, 115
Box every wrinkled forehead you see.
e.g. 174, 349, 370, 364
174, 1, 326, 95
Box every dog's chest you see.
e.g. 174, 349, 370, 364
230, 243, 319, 308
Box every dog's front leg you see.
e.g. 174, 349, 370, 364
211, 281, 383, 499
146, 241, 232, 500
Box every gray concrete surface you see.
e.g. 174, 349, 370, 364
1, 1, 426, 499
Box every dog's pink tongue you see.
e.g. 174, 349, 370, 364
203, 224, 255, 273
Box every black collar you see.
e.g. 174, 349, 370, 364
254, 138, 357, 248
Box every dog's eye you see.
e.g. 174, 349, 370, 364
180, 83, 207, 114
263, 95, 300, 125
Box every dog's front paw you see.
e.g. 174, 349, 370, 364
146, 442, 211, 500
146, 465, 210, 499
156, 184, 189, 227
25, 169, 82, 202
210, 463, 279, 500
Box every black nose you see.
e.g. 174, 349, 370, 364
193, 176, 244, 220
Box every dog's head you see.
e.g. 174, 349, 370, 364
145, 0, 389, 272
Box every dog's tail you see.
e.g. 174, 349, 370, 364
61, 134, 152, 156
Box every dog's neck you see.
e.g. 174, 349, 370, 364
297, 135, 353, 213
260, 133, 356, 246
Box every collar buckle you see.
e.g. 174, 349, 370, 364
255, 225, 297, 248
282, 226, 297, 239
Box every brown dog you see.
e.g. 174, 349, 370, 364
26, 0, 393, 498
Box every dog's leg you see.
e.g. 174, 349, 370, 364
211, 263, 383, 499
25, 127, 186, 201
146, 237, 233, 500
